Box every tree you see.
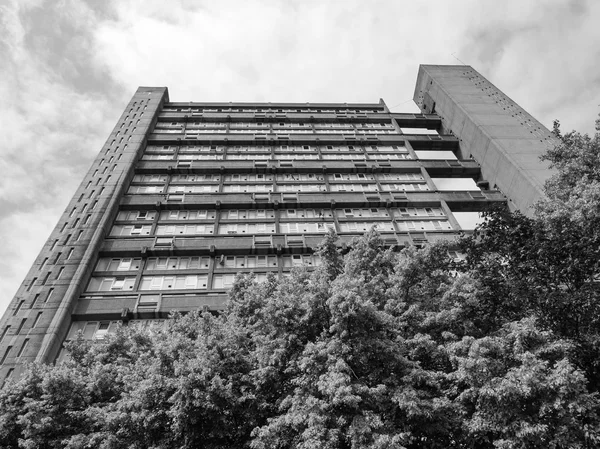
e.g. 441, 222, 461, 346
2, 229, 598, 448
461, 116, 600, 392
3, 117, 600, 448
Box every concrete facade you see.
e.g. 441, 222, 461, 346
414, 65, 557, 215
0, 66, 555, 383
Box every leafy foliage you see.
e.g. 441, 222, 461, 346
2, 229, 598, 448
462, 117, 600, 393
2, 119, 600, 448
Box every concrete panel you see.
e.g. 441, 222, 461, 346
414, 65, 556, 216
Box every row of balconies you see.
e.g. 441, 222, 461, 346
146, 133, 458, 149
156, 111, 441, 129
134, 159, 479, 176
119, 190, 504, 211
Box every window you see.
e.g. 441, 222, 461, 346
32, 312, 43, 328
145, 257, 210, 270
95, 323, 110, 340
212, 273, 236, 289
139, 275, 208, 290
110, 225, 152, 237
16, 339, 29, 357
0, 326, 9, 344
86, 277, 136, 292
13, 300, 25, 316
16, 318, 26, 334
0, 346, 12, 365
282, 254, 322, 268
219, 255, 277, 269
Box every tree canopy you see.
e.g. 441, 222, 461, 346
1, 118, 599, 448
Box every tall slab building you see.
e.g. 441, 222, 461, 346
0, 65, 557, 382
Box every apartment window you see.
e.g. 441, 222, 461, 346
95, 323, 110, 340
69, 207, 77, 217
0, 326, 9, 344
76, 231, 84, 241
139, 275, 208, 291
2, 369, 14, 388
13, 300, 25, 316
110, 225, 152, 237
25, 277, 37, 293
50, 239, 59, 251
0, 346, 12, 365
30, 294, 39, 309
219, 255, 277, 269
41, 271, 52, 285
215, 271, 269, 289
39, 257, 48, 271
56, 267, 65, 280
145, 257, 210, 270
212, 273, 236, 289
32, 312, 43, 328
282, 254, 322, 268
95, 257, 142, 272
16, 339, 29, 358
46, 288, 54, 303
86, 277, 136, 292
16, 318, 26, 334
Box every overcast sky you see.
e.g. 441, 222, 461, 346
1, 0, 598, 316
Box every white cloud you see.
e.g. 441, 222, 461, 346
0, 0, 599, 315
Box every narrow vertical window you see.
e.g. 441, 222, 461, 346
39, 258, 48, 271
16, 318, 26, 334
26, 278, 37, 292
30, 294, 39, 309
46, 288, 54, 303
0, 326, 10, 344
66, 248, 74, 260
41, 272, 51, 285
0, 346, 12, 364
56, 267, 65, 280
32, 312, 43, 328
17, 339, 29, 357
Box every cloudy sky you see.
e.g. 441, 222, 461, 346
0, 0, 598, 315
